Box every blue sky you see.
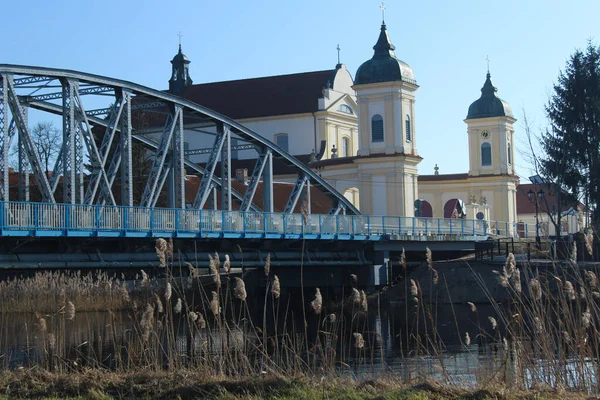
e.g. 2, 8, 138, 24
2, 0, 598, 182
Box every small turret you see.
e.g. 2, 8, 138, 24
169, 44, 193, 95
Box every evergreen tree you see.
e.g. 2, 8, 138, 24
542, 42, 600, 232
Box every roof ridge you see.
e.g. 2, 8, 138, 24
190, 69, 336, 87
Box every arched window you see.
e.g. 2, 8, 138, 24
371, 114, 384, 142
405, 114, 411, 142
481, 142, 492, 166
507, 143, 512, 165
275, 133, 289, 152
338, 104, 353, 114
341, 137, 349, 157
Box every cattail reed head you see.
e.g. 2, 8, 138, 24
529, 278, 542, 301
154, 293, 164, 314
565, 280, 576, 300
224, 254, 231, 274
311, 288, 322, 314
188, 311, 198, 323
410, 279, 419, 297
360, 290, 368, 312
512, 268, 522, 294
209, 255, 221, 289
37, 314, 47, 333
234, 277, 247, 301
120, 283, 130, 303
210, 291, 220, 316
467, 302, 477, 313
432, 268, 439, 285
165, 282, 172, 302
264, 253, 271, 278
174, 298, 182, 314
401, 248, 406, 269
155, 238, 168, 267
533, 316, 543, 333
197, 312, 206, 329
426, 247, 433, 270
141, 303, 154, 341
353, 332, 364, 349
585, 230, 594, 255
48, 333, 56, 350
583, 308, 592, 329
585, 270, 598, 290
66, 300, 76, 321
570, 242, 578, 264
352, 288, 361, 305
488, 316, 497, 330
464, 332, 471, 346
140, 270, 149, 289
271, 275, 281, 299
504, 253, 516, 278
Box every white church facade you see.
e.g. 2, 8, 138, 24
160, 20, 583, 236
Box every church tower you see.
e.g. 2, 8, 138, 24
352, 20, 421, 216
464, 71, 518, 226
465, 72, 516, 176
169, 44, 193, 95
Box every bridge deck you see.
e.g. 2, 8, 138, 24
0, 201, 526, 241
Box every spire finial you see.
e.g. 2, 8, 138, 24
380, 2, 386, 23
336, 44, 341, 65
486, 55, 490, 74
177, 31, 183, 49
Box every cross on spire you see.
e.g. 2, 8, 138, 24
380, 2, 386, 23
336, 44, 341, 65
486, 55, 490, 74
177, 31, 183, 47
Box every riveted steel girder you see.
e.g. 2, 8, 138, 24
140, 107, 182, 207
193, 123, 229, 209
284, 173, 309, 213
0, 64, 361, 215
3, 74, 54, 203
241, 148, 271, 211
0, 78, 7, 201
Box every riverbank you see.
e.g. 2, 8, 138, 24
0, 369, 584, 399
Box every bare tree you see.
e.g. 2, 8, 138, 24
31, 122, 61, 174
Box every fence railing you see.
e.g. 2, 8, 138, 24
0, 201, 529, 240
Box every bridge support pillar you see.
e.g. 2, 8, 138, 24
370, 250, 389, 288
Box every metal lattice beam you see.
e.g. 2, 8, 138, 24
120, 91, 133, 206
193, 123, 229, 209
240, 148, 271, 211
171, 105, 185, 209
140, 107, 181, 207
3, 74, 54, 203
284, 173, 309, 213
0, 78, 7, 201
1, 64, 361, 215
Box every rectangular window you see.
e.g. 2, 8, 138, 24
371, 116, 384, 143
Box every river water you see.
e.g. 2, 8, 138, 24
0, 300, 595, 391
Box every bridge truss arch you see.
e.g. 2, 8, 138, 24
0, 64, 359, 215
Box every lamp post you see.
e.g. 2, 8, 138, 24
528, 188, 545, 249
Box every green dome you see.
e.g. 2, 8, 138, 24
467, 73, 513, 119
355, 23, 416, 86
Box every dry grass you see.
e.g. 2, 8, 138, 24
0, 244, 599, 397
0, 369, 586, 399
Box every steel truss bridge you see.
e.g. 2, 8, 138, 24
0, 65, 527, 244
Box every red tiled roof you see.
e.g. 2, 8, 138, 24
181, 70, 336, 119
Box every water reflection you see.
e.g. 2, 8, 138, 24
0, 302, 596, 391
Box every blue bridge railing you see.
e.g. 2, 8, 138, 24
0, 201, 527, 240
